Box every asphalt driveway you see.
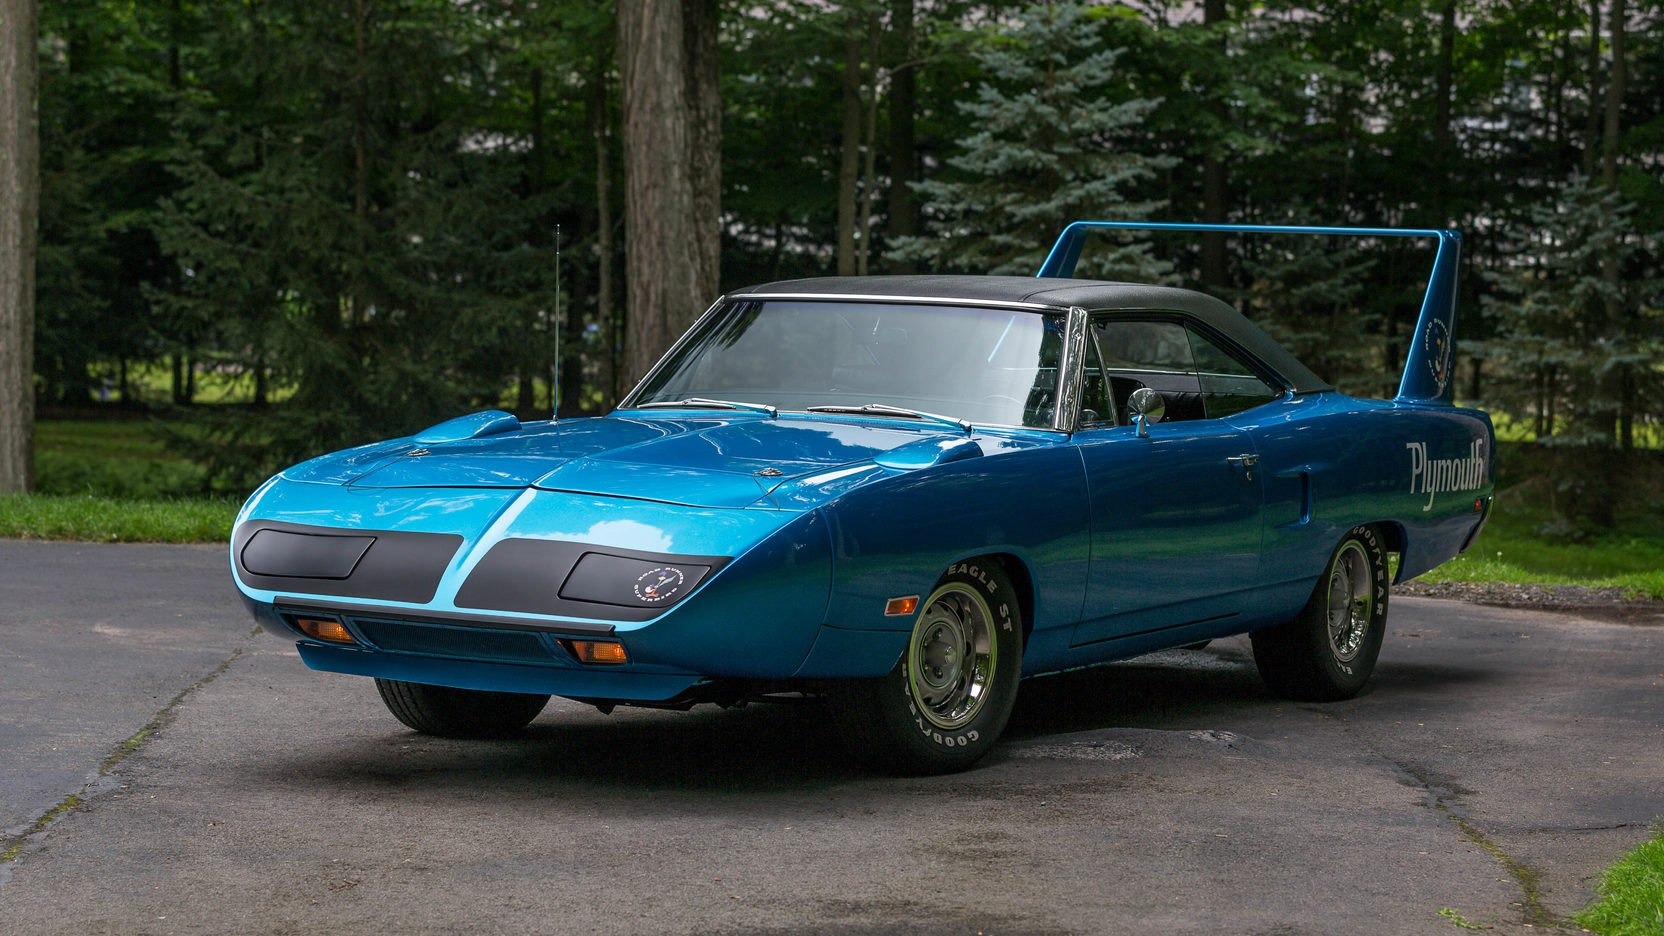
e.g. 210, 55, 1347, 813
2, 540, 1660, 935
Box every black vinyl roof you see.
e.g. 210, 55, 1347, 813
730, 275, 1332, 394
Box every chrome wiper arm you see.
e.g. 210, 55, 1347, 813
805, 403, 971, 433
638, 397, 779, 417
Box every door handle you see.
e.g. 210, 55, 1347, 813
1226, 454, 1260, 480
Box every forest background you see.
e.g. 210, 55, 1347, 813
0, 0, 1661, 538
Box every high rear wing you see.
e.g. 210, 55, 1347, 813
1036, 221, 1463, 406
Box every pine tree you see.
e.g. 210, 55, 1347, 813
1482, 176, 1662, 531
889, 1, 1173, 279
152, 0, 557, 489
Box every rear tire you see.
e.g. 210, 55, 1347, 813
1251, 526, 1388, 702
831, 561, 1024, 775
375, 679, 549, 738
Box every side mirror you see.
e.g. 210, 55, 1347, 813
1127, 387, 1165, 438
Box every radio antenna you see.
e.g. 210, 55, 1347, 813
552, 224, 562, 419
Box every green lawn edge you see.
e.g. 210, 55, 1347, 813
1576, 831, 1664, 936
0, 494, 236, 544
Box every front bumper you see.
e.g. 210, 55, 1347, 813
232, 485, 856, 700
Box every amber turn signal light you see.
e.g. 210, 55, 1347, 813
570, 640, 629, 665
884, 595, 920, 617
295, 616, 355, 644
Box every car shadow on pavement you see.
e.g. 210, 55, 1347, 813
246, 647, 1499, 796
1004, 649, 1269, 740
1004, 643, 1502, 740
254, 700, 865, 796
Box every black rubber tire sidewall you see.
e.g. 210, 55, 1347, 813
832, 560, 1024, 775
375, 679, 550, 738
1252, 525, 1388, 702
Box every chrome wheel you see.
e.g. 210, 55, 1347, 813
1325, 541, 1374, 663
907, 583, 997, 731
831, 560, 1023, 774
1251, 525, 1388, 702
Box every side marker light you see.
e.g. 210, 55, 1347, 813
884, 596, 920, 617
570, 640, 629, 665
295, 616, 355, 644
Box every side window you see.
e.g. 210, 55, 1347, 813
1186, 329, 1282, 418
1092, 318, 1204, 423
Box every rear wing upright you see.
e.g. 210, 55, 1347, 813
1036, 221, 1463, 406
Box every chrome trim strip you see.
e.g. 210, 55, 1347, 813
730, 292, 1063, 312
1053, 306, 1089, 432
275, 597, 619, 637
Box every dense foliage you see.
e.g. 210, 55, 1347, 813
28, 0, 1664, 530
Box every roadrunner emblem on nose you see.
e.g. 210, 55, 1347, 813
634, 567, 688, 603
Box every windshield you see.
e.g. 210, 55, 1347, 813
626, 300, 1065, 429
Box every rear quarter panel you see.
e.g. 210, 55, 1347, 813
1234, 392, 1494, 603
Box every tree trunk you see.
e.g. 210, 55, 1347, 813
1581, 0, 1601, 178
0, 0, 37, 493
1432, 0, 1455, 225
516, 65, 545, 416
593, 50, 617, 407
553, 224, 579, 417
884, 0, 917, 274
683, 0, 720, 304
1601, 0, 1628, 449
351, 0, 370, 328
1199, 0, 1228, 288
857, 26, 881, 277
836, 25, 862, 277
617, 0, 719, 387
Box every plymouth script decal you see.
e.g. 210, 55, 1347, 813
1406, 439, 1487, 512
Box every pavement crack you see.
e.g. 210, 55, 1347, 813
0, 629, 257, 876
1386, 758, 1568, 930
1308, 709, 1572, 930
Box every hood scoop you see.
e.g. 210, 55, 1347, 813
414, 410, 522, 445
872, 436, 983, 471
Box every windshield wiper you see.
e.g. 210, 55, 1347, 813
805, 403, 971, 433
637, 397, 779, 417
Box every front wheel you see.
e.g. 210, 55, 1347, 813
831, 561, 1024, 775
375, 679, 550, 738
1251, 526, 1388, 702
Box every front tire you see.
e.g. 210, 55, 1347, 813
375, 679, 550, 738
831, 561, 1024, 775
1251, 526, 1388, 702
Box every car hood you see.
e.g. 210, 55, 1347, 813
284, 413, 995, 509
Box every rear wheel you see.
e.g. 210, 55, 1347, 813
1251, 526, 1388, 702
831, 561, 1024, 775
375, 679, 550, 738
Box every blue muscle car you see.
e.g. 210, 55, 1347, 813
231, 222, 1494, 774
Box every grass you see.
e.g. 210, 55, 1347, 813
33, 418, 207, 498
1420, 499, 1664, 601
1577, 831, 1664, 936
118, 359, 292, 407
3, 418, 237, 542
0, 493, 237, 542
1415, 446, 1664, 601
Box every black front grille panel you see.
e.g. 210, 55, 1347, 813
350, 616, 562, 665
